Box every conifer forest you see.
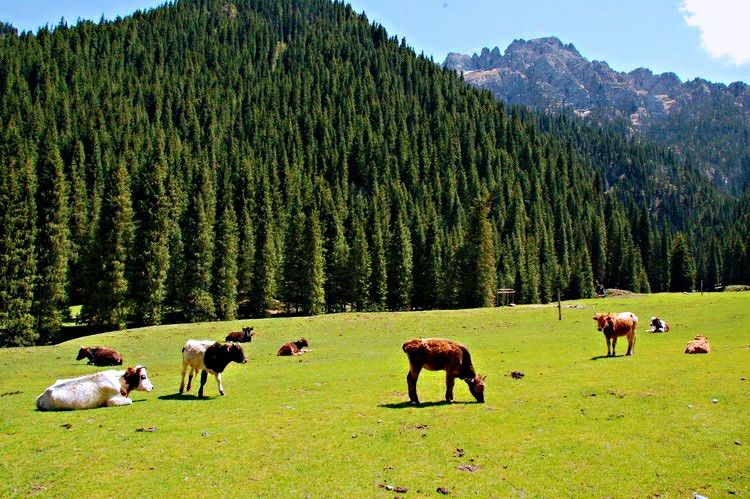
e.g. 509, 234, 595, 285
1, 0, 748, 346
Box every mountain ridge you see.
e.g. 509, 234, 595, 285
444, 37, 750, 192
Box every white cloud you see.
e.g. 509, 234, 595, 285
680, 0, 750, 65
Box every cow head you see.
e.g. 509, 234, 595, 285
242, 326, 255, 341
593, 313, 611, 332
122, 366, 154, 395
228, 343, 248, 364
465, 374, 486, 403
76, 346, 91, 361
296, 338, 309, 349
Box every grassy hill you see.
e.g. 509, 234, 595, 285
1, 292, 748, 496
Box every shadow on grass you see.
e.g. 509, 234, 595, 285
379, 400, 476, 409
158, 393, 217, 401
590, 354, 631, 360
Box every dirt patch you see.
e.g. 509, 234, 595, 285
437, 486, 451, 494
1, 390, 22, 397
402, 423, 429, 431
457, 464, 481, 472
508, 371, 525, 379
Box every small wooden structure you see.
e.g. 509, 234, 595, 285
495, 289, 516, 307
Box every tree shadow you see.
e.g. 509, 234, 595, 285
158, 393, 217, 401
379, 400, 476, 409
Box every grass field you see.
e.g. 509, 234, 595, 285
0, 292, 748, 497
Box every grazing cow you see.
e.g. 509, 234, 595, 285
401, 338, 486, 404
180, 341, 247, 397
36, 366, 153, 411
685, 335, 710, 354
593, 312, 639, 357
225, 326, 255, 343
649, 317, 670, 333
277, 338, 309, 356
76, 346, 123, 366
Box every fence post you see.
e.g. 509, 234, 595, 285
558, 287, 562, 321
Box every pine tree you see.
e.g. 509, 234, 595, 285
33, 125, 70, 341
280, 207, 305, 312
67, 141, 89, 304
570, 245, 595, 299
182, 160, 216, 322
131, 135, 171, 325
324, 212, 351, 312
213, 166, 239, 321
458, 194, 497, 307
387, 214, 413, 310
369, 212, 388, 310
250, 178, 277, 317
669, 232, 696, 292
0, 156, 38, 346
88, 159, 134, 330
349, 209, 372, 311
301, 209, 326, 315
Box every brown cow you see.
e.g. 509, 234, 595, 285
685, 335, 710, 354
225, 326, 255, 343
402, 338, 485, 404
593, 312, 638, 357
76, 346, 123, 366
277, 338, 309, 356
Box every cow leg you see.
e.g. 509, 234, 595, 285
626, 332, 635, 356
216, 373, 224, 396
445, 373, 456, 403
605, 335, 612, 357
407, 365, 422, 404
180, 362, 188, 394
611, 337, 618, 356
186, 367, 196, 392
106, 396, 132, 406
198, 370, 208, 398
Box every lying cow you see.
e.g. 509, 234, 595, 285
180, 341, 247, 398
76, 346, 123, 366
685, 335, 710, 354
649, 317, 670, 333
402, 338, 486, 404
225, 326, 254, 343
593, 312, 639, 357
277, 338, 309, 356
36, 366, 153, 410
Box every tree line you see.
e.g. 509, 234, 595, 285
1, 0, 748, 346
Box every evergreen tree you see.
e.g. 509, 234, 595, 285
250, 178, 277, 316
0, 156, 38, 346
570, 245, 595, 299
369, 213, 388, 310
387, 214, 413, 310
301, 209, 326, 315
67, 141, 89, 304
213, 167, 239, 321
458, 194, 497, 307
349, 209, 372, 311
87, 159, 134, 330
33, 125, 69, 341
669, 232, 696, 292
132, 136, 171, 325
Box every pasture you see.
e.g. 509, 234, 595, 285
0, 292, 748, 496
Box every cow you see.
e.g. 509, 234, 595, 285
401, 338, 486, 404
179, 341, 247, 398
277, 338, 309, 356
225, 326, 255, 343
76, 346, 123, 366
685, 335, 710, 354
649, 316, 670, 333
593, 312, 639, 357
36, 366, 153, 411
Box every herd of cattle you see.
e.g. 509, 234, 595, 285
35, 310, 706, 410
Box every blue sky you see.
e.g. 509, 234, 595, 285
2, 0, 748, 84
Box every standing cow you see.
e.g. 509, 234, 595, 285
593, 312, 639, 356
180, 341, 247, 398
402, 338, 486, 404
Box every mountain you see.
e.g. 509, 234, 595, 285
444, 37, 750, 193
0, 1, 747, 346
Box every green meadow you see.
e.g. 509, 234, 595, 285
0, 292, 748, 497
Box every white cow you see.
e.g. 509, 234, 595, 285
179, 340, 247, 397
36, 366, 154, 411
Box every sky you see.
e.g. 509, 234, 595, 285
2, 0, 748, 84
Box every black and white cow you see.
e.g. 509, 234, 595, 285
179, 341, 247, 398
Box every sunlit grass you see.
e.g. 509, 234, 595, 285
0, 292, 748, 496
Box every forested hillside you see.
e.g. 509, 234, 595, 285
1, 0, 748, 346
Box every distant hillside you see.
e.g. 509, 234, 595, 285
0, 2, 747, 347
444, 37, 750, 193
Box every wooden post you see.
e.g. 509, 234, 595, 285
557, 287, 562, 321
